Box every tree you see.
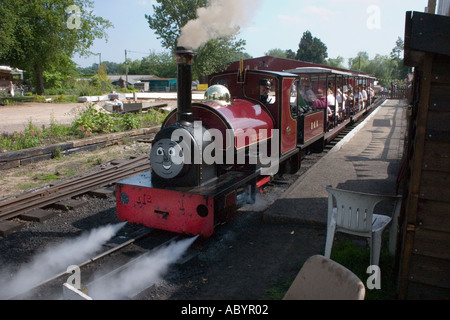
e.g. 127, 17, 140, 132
193, 37, 245, 80
0, 0, 112, 95
348, 52, 370, 71
326, 56, 345, 69
296, 31, 328, 64
265, 49, 287, 59
346, 37, 410, 87
285, 50, 296, 60
390, 37, 409, 81
146, 0, 207, 52
367, 54, 397, 86
390, 37, 404, 60
145, 0, 247, 79
139, 51, 177, 78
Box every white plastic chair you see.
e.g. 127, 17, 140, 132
283, 255, 366, 300
323, 185, 402, 267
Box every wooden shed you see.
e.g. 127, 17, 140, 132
396, 9, 450, 299
0, 66, 23, 89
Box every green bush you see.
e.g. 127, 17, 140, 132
1, 121, 43, 151
71, 104, 117, 135
120, 113, 140, 131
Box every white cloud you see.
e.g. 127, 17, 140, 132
277, 13, 306, 26
301, 5, 337, 22
277, 4, 338, 27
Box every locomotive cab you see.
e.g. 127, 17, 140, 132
209, 70, 299, 159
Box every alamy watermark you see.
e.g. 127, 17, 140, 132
66, 265, 82, 290
158, 121, 280, 176
366, 265, 382, 290
367, 5, 381, 30
66, 5, 81, 30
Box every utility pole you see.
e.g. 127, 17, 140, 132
125, 49, 129, 90
95, 53, 102, 71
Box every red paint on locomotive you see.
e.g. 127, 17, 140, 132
116, 173, 215, 237
163, 99, 274, 150
280, 77, 298, 156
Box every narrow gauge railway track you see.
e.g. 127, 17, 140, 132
0, 155, 151, 222
3, 103, 381, 300
0, 103, 380, 228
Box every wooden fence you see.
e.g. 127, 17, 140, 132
390, 86, 409, 99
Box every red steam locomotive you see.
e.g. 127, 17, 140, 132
115, 47, 353, 237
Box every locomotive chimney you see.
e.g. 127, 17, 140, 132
175, 46, 195, 125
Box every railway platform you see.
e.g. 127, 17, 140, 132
263, 99, 408, 226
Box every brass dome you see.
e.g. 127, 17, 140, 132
204, 85, 231, 105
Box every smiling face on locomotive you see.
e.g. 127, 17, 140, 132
150, 138, 185, 179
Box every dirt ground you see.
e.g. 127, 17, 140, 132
0, 102, 86, 134
0, 100, 179, 134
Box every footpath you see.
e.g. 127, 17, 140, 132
264, 99, 407, 230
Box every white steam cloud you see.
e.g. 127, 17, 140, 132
0, 222, 126, 300
178, 0, 259, 49
87, 236, 198, 300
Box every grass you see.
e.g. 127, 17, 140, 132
2, 142, 145, 197
0, 95, 79, 105
262, 281, 293, 300
330, 239, 396, 300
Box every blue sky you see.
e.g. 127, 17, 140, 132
73, 0, 427, 68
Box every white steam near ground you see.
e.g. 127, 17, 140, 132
87, 236, 198, 300
0, 222, 198, 300
178, 0, 259, 49
0, 222, 127, 300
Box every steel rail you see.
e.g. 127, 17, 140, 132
0, 156, 150, 221
0, 156, 147, 209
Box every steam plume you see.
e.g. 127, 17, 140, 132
88, 236, 198, 300
178, 0, 259, 49
0, 222, 126, 299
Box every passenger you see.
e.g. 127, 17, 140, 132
327, 88, 338, 126
368, 85, 375, 103
336, 88, 345, 121
19, 84, 25, 97
354, 87, 363, 112
360, 85, 368, 110
303, 83, 316, 106
346, 88, 354, 115
259, 79, 271, 104
313, 89, 333, 131
326, 105, 334, 131
312, 89, 327, 109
